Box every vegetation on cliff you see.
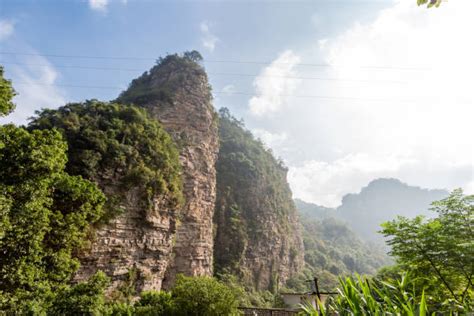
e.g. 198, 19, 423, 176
115, 51, 218, 287
213, 107, 303, 291
29, 100, 183, 220
116, 51, 208, 108
0, 71, 106, 313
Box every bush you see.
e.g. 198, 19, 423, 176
171, 275, 239, 316
49, 272, 110, 316
134, 291, 175, 315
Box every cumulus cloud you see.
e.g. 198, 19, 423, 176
252, 128, 288, 151
249, 50, 301, 116
0, 54, 66, 125
89, 0, 109, 12
288, 153, 419, 207
0, 20, 15, 41
200, 21, 219, 52
274, 0, 473, 206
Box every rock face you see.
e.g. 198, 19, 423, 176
117, 54, 219, 288
213, 109, 304, 291
74, 186, 179, 293
63, 53, 302, 294
29, 101, 184, 295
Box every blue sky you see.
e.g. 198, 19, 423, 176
1, 0, 472, 206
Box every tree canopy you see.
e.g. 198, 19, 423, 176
0, 72, 106, 313
29, 100, 183, 220
381, 189, 473, 306
0, 66, 16, 116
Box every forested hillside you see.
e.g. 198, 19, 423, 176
288, 203, 391, 291
214, 108, 304, 292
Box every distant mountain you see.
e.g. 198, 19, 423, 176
336, 178, 449, 241
294, 199, 335, 220
292, 178, 448, 290
287, 214, 391, 291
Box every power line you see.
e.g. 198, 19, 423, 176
0, 61, 407, 84
12, 82, 420, 104
14, 82, 122, 90
0, 51, 430, 71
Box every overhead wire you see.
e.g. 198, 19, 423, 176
11, 82, 423, 104
0, 51, 431, 71
0, 61, 407, 84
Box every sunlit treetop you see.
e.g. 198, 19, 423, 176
417, 0, 443, 8
0, 66, 16, 117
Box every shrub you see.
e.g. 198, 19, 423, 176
134, 291, 175, 315
171, 275, 239, 316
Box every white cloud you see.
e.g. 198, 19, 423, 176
89, 0, 109, 12
288, 153, 419, 207
0, 54, 66, 125
0, 20, 14, 41
260, 0, 474, 206
200, 21, 219, 52
252, 128, 288, 150
249, 50, 301, 116
87, 0, 128, 12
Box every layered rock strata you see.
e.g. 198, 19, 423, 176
117, 55, 219, 289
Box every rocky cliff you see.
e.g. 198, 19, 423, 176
117, 53, 219, 288
31, 52, 304, 294
213, 108, 304, 291
29, 101, 184, 294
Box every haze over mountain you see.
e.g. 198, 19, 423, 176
296, 178, 449, 241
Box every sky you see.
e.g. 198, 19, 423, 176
0, 0, 472, 207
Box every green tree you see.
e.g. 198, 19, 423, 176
134, 291, 176, 315
170, 275, 239, 316
0, 65, 16, 116
0, 125, 106, 313
381, 189, 473, 305
49, 271, 110, 316
0, 76, 106, 313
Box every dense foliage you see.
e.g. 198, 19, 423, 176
301, 190, 473, 315
0, 66, 15, 116
381, 189, 473, 307
72, 274, 239, 316
214, 107, 302, 291
302, 273, 431, 315
0, 74, 106, 312
107, 275, 239, 315
286, 216, 390, 291
29, 100, 183, 220
49, 271, 110, 315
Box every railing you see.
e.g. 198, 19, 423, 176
238, 307, 299, 316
